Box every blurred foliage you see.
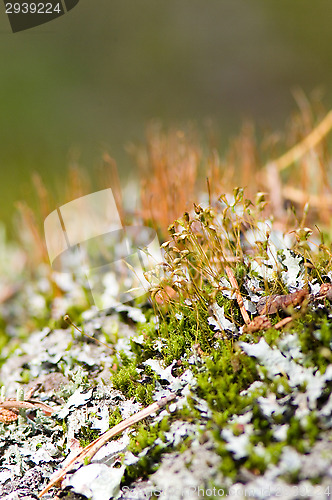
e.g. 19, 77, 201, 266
1, 1, 332, 228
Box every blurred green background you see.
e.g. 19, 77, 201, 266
1, 0, 332, 228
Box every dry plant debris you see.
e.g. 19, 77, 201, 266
39, 394, 176, 497
225, 266, 250, 325
0, 399, 54, 419
256, 288, 309, 315
242, 315, 272, 334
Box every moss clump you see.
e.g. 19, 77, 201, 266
216, 292, 243, 327
111, 352, 156, 405
78, 422, 100, 447
109, 406, 123, 429
112, 353, 140, 398
286, 413, 320, 453
195, 340, 258, 428
159, 305, 213, 365
125, 417, 171, 481
292, 313, 332, 373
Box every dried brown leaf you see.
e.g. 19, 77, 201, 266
242, 315, 272, 333
257, 288, 309, 315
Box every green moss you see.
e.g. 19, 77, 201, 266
181, 399, 204, 422
126, 417, 171, 481
285, 413, 320, 454
291, 313, 332, 373
216, 292, 242, 327
78, 422, 100, 447
109, 406, 123, 428
109, 262, 329, 484
195, 340, 258, 427
112, 357, 140, 398
251, 406, 273, 442
131, 319, 160, 363
111, 353, 156, 405
261, 327, 281, 346
302, 413, 320, 445
151, 303, 213, 365
129, 417, 170, 454
218, 449, 238, 480
20, 368, 31, 384
244, 449, 269, 475
61, 419, 68, 435
286, 418, 307, 453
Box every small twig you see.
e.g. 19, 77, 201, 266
0, 389, 55, 424
264, 110, 332, 172
282, 185, 332, 209
64, 315, 114, 353
38, 393, 176, 498
225, 266, 250, 324
274, 317, 293, 330
0, 399, 54, 416
25, 383, 42, 400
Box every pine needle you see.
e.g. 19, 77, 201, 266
38, 393, 176, 497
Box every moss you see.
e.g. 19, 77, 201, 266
216, 424, 286, 480
195, 340, 258, 427
286, 417, 308, 453
129, 417, 170, 454
218, 449, 238, 480
283, 413, 320, 455
302, 413, 320, 445
261, 327, 281, 346
156, 304, 213, 365
20, 368, 31, 384
109, 406, 123, 428
181, 399, 204, 422
251, 406, 273, 443
111, 357, 140, 398
111, 353, 156, 405
5, 115, 332, 496
216, 292, 242, 327
309, 250, 332, 281
125, 417, 171, 481
244, 450, 269, 475
56, 491, 87, 500
131, 318, 160, 363
78, 422, 100, 447
291, 313, 332, 373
